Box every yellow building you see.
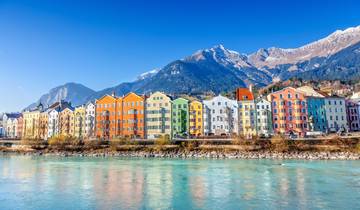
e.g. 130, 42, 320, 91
145, 91, 172, 139
189, 100, 203, 137
73, 105, 86, 138
238, 100, 257, 138
22, 109, 41, 139
59, 107, 75, 136
39, 110, 49, 140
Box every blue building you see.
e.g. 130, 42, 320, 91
307, 97, 328, 132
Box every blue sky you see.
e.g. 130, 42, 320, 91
1, 0, 360, 112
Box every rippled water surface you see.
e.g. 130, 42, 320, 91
0, 155, 359, 210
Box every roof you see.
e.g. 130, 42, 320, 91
3, 113, 22, 119
296, 86, 325, 97
236, 88, 254, 101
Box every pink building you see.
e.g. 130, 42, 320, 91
346, 100, 360, 131
267, 87, 308, 136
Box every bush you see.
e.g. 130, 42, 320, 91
154, 135, 171, 145
21, 138, 47, 149
48, 135, 81, 150
109, 137, 138, 151
83, 140, 104, 150
270, 134, 289, 152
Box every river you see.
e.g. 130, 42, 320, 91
0, 155, 359, 209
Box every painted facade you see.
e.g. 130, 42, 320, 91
203, 95, 238, 136
171, 98, 189, 138
346, 100, 360, 131
39, 110, 49, 140
255, 98, 273, 136
59, 107, 75, 136
22, 110, 41, 139
95, 94, 122, 139
122, 93, 146, 138
324, 97, 348, 132
189, 100, 203, 137
74, 106, 86, 138
145, 92, 172, 139
307, 97, 327, 132
6, 117, 19, 138
48, 109, 60, 138
237, 88, 256, 137
85, 102, 96, 137
267, 87, 308, 136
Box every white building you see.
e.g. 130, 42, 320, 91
6, 118, 19, 138
203, 95, 238, 136
2, 113, 21, 138
48, 109, 60, 138
255, 98, 273, 136
85, 102, 96, 137
324, 97, 348, 132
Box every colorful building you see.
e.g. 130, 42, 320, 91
267, 87, 308, 136
85, 102, 96, 137
16, 115, 23, 138
59, 107, 75, 136
95, 94, 122, 139
236, 88, 256, 138
306, 97, 327, 132
203, 95, 238, 136
189, 100, 203, 137
145, 91, 172, 139
324, 97, 347, 132
255, 97, 273, 136
5, 114, 22, 138
22, 104, 43, 139
74, 105, 86, 138
171, 98, 189, 138
122, 92, 146, 138
39, 110, 49, 140
346, 100, 360, 131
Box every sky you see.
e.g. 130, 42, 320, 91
1, 0, 360, 112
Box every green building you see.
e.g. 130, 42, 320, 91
172, 98, 189, 138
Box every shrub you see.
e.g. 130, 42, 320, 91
20, 138, 47, 149
270, 134, 289, 152
83, 140, 104, 150
154, 135, 171, 145
48, 135, 81, 150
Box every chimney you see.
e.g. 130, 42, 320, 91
249, 84, 253, 93
111, 91, 116, 97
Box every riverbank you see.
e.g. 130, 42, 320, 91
1, 145, 359, 160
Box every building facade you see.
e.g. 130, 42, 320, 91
59, 107, 75, 136
189, 100, 203, 137
85, 102, 96, 137
22, 110, 41, 139
346, 100, 360, 131
307, 97, 327, 132
236, 88, 256, 137
255, 98, 273, 136
324, 97, 348, 132
39, 110, 49, 140
203, 95, 238, 136
171, 98, 189, 138
95, 94, 122, 139
74, 106, 86, 138
122, 93, 146, 138
267, 87, 308, 136
145, 92, 172, 139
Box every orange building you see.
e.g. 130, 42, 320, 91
95, 94, 122, 139
267, 87, 308, 136
122, 93, 145, 138
236, 87, 254, 101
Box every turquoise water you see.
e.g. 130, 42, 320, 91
0, 156, 359, 210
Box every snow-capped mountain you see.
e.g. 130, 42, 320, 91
26, 25, 360, 109
249, 25, 360, 69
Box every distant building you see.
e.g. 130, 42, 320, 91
267, 87, 308, 136
324, 97, 348, 132
171, 98, 189, 138
255, 97, 273, 136
47, 101, 72, 138
237, 88, 257, 138
346, 100, 360, 131
59, 107, 75, 136
145, 92, 172, 139
189, 100, 203, 137
74, 105, 86, 138
5, 114, 22, 139
2, 113, 22, 138
203, 95, 238, 136
22, 103, 44, 139
85, 102, 96, 138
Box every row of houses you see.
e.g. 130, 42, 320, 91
1, 86, 360, 140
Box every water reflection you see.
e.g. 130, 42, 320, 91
0, 156, 359, 210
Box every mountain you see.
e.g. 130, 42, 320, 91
26, 25, 360, 109
26, 83, 96, 110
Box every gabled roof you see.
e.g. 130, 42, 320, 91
95, 94, 118, 102
296, 86, 325, 98
3, 113, 22, 119
236, 88, 254, 101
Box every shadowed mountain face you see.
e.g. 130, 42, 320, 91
26, 26, 360, 109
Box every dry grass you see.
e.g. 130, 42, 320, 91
20, 138, 47, 149
270, 134, 289, 152
48, 135, 81, 150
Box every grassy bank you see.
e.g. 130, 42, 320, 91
2, 135, 359, 155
